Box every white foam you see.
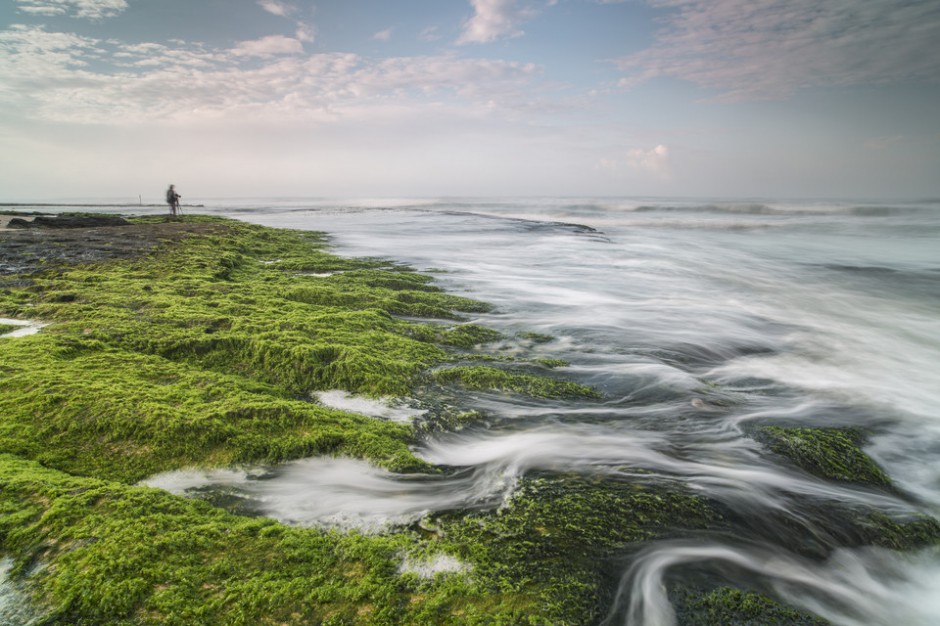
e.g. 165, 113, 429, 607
607, 542, 940, 626
314, 390, 425, 423
0, 557, 42, 624
0, 318, 47, 338
141, 457, 506, 533
140, 467, 258, 492
399, 553, 472, 579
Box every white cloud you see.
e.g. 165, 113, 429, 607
231, 35, 304, 58
257, 0, 295, 17
257, 2, 314, 45
15, 0, 127, 19
295, 22, 316, 43
458, 0, 534, 44
628, 144, 670, 176
600, 144, 671, 179
0, 25, 543, 127
619, 0, 940, 100
420, 26, 441, 42
373, 28, 393, 42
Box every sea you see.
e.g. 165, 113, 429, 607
13, 197, 940, 624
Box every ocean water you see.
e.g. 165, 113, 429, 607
29, 197, 940, 624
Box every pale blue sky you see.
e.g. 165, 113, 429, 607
1, 0, 938, 200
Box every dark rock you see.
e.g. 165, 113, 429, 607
9, 215, 131, 229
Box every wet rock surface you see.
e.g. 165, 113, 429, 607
0, 214, 225, 276
6, 214, 131, 229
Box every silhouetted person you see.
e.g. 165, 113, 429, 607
166, 184, 181, 216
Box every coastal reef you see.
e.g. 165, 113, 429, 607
0, 214, 935, 624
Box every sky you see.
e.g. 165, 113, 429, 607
1, 0, 939, 201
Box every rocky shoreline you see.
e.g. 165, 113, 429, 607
1, 212, 936, 625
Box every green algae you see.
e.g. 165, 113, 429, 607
432, 365, 600, 399
0, 218, 495, 481
517, 332, 554, 344
0, 215, 636, 624
757, 426, 891, 487
530, 357, 569, 369
0, 455, 546, 625
862, 511, 940, 551
674, 586, 829, 626
0, 217, 551, 479
0, 340, 427, 482
432, 474, 719, 624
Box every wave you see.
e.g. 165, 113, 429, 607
628, 203, 938, 217
604, 541, 940, 626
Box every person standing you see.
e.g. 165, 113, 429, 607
166, 184, 181, 216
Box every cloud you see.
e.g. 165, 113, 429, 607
257, 2, 314, 44
458, 0, 535, 44
618, 0, 940, 100
257, 0, 295, 17
231, 35, 304, 58
295, 22, 315, 42
373, 28, 393, 42
0, 25, 543, 126
14, 0, 127, 20
420, 26, 441, 42
628, 144, 670, 176
600, 144, 671, 179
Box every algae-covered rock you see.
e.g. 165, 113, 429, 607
757, 426, 891, 487
673, 586, 829, 626
7, 214, 130, 229
432, 365, 600, 399
434, 474, 720, 624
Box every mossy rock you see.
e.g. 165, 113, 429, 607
1, 218, 523, 482
432, 365, 600, 399
433, 474, 720, 624
757, 426, 891, 487
517, 332, 555, 344
530, 357, 569, 369
862, 511, 940, 551
673, 586, 829, 626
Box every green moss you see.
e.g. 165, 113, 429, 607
0, 455, 547, 625
1, 219, 496, 481
0, 216, 636, 623
0, 323, 18, 335
517, 332, 554, 344
757, 426, 891, 487
433, 475, 719, 624
530, 358, 569, 369
862, 512, 940, 550
0, 334, 428, 483
432, 365, 600, 399
413, 410, 491, 437
438, 324, 504, 349
675, 586, 829, 626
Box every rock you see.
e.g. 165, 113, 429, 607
7, 215, 130, 229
